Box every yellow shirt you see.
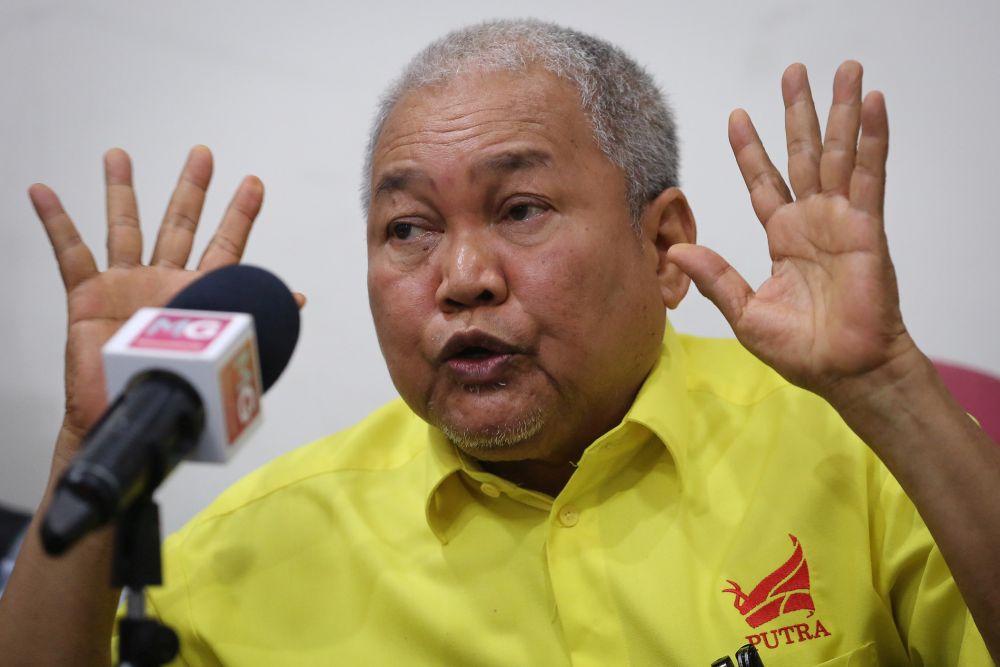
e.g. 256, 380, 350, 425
146, 324, 989, 665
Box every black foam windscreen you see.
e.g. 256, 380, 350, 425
167, 265, 300, 391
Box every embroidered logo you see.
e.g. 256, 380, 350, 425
722, 534, 815, 628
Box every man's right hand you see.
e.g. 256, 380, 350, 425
31, 145, 264, 471
0, 146, 265, 666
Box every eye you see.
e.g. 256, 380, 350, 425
388, 220, 429, 242
391, 222, 415, 240
504, 202, 546, 222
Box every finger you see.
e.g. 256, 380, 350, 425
293, 292, 307, 309
29, 184, 99, 291
667, 243, 753, 328
782, 63, 823, 198
850, 91, 889, 219
104, 148, 142, 267
729, 109, 792, 225
151, 145, 213, 268
197, 175, 264, 271
820, 61, 864, 196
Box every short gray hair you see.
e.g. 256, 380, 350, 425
362, 19, 680, 226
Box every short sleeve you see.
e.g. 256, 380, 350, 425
871, 468, 991, 665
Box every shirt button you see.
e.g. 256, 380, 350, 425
558, 505, 580, 527
480, 482, 501, 498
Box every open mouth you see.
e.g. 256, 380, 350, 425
438, 331, 522, 382
455, 346, 495, 359
439, 331, 520, 363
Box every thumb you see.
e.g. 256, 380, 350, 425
667, 243, 753, 328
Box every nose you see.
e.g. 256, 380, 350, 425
435, 232, 508, 312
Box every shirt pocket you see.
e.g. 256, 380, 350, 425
764, 641, 878, 667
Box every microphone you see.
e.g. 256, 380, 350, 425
40, 265, 299, 555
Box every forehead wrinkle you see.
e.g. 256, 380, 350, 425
380, 117, 552, 155
371, 144, 554, 208
373, 119, 556, 196
372, 74, 583, 203
426, 100, 552, 125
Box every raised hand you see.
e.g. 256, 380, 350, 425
31, 146, 264, 464
669, 61, 912, 405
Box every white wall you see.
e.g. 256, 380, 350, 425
2, 0, 997, 534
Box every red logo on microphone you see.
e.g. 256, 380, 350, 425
722, 534, 815, 628
220, 339, 261, 444
131, 314, 231, 352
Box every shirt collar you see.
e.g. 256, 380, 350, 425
424, 426, 464, 543
423, 320, 693, 543
624, 319, 692, 484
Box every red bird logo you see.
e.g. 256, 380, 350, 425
722, 534, 816, 628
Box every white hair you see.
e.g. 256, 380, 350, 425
362, 18, 680, 226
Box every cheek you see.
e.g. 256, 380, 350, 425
511, 237, 663, 368
515, 243, 626, 329
368, 269, 437, 414
368, 266, 432, 359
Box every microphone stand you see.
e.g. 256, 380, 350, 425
113, 493, 178, 667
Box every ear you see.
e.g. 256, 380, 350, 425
640, 187, 697, 309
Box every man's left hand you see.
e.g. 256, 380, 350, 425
669, 61, 914, 408
671, 62, 1000, 661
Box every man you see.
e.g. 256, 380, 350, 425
1, 18, 997, 665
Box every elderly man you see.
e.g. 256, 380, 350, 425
1, 19, 997, 665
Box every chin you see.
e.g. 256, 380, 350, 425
434, 407, 547, 461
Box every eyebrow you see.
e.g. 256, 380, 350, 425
470, 149, 552, 178
372, 149, 552, 202
372, 168, 434, 202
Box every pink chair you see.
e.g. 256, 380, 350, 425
933, 361, 1000, 443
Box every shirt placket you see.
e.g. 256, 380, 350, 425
545, 430, 638, 667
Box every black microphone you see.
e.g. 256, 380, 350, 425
40, 265, 299, 555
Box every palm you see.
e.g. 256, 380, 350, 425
32, 146, 263, 442
62, 267, 201, 435
738, 194, 901, 391
670, 62, 909, 399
